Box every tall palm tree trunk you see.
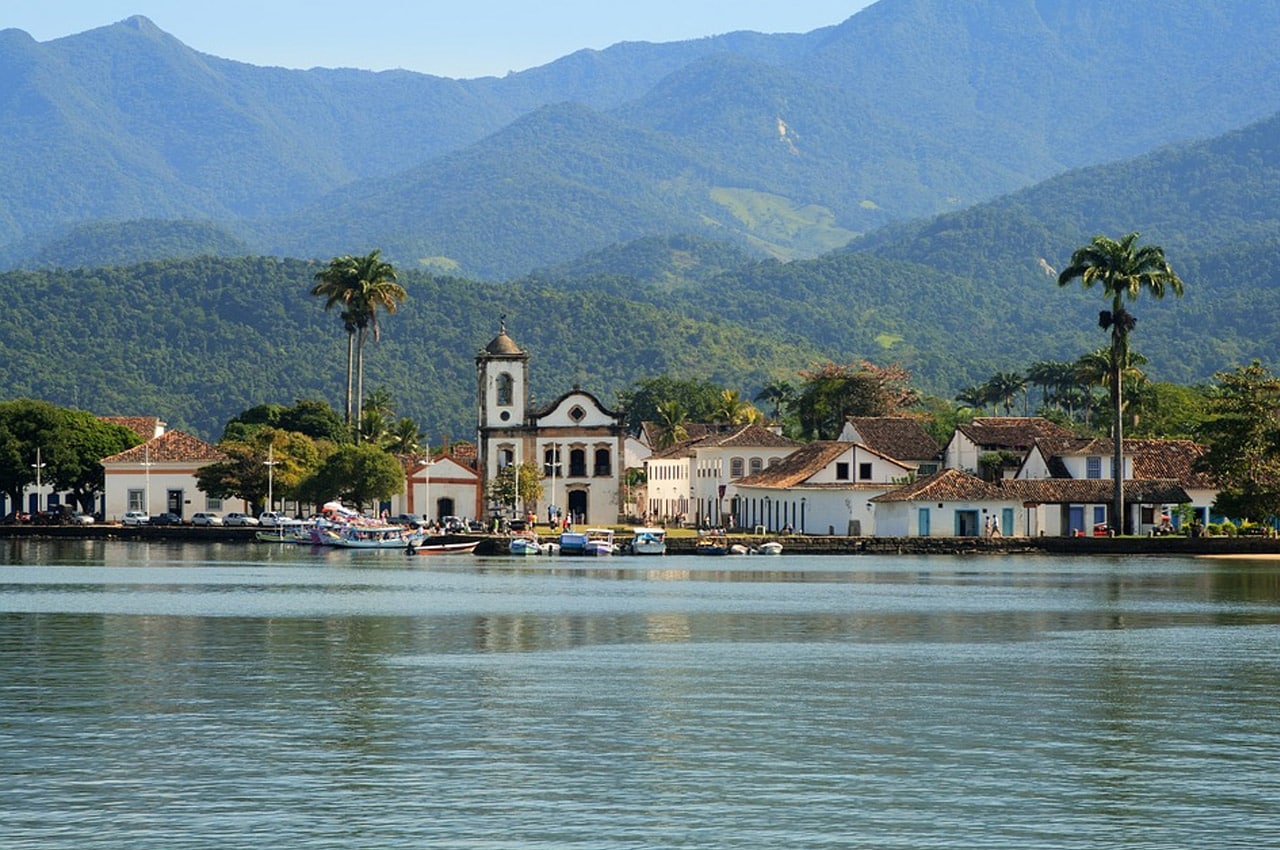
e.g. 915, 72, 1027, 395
355, 327, 367, 441
1111, 319, 1125, 534
344, 330, 355, 428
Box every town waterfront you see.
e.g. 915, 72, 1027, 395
4, 540, 1280, 848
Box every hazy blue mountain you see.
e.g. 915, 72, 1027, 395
3, 1, 1280, 277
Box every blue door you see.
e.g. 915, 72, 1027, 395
1002, 508, 1014, 537
918, 507, 931, 537
1068, 506, 1085, 536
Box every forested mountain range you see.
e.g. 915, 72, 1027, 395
3, 0, 1280, 278
4, 104, 1280, 441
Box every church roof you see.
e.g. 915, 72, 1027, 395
482, 325, 524, 356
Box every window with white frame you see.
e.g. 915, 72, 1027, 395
127, 489, 145, 512
1086, 456, 1102, 479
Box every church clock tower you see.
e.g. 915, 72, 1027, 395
476, 320, 531, 514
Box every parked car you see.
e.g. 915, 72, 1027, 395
259, 511, 301, 527
190, 512, 223, 527
224, 512, 260, 527
2, 511, 31, 524
149, 512, 185, 526
389, 513, 425, 527
70, 512, 95, 525
122, 511, 150, 526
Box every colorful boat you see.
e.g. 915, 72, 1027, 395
333, 524, 414, 549
694, 531, 729, 556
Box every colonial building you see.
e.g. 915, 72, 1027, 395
872, 469, 1023, 537
100, 429, 232, 521
944, 416, 1075, 478
644, 424, 800, 527
839, 416, 942, 475
730, 440, 915, 536
475, 323, 626, 525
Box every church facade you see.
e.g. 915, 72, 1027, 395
475, 324, 626, 525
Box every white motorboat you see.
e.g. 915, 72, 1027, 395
627, 527, 667, 555
584, 528, 616, 556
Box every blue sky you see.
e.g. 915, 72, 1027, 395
4, 1, 877, 78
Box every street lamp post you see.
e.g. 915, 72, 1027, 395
142, 444, 151, 517
31, 448, 45, 514
264, 445, 277, 513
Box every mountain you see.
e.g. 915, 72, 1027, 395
4, 0, 1280, 277
8, 106, 1280, 440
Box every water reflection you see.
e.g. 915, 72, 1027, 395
4, 541, 1280, 848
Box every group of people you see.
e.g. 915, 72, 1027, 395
984, 515, 1002, 538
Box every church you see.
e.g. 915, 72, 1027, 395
475, 322, 627, 525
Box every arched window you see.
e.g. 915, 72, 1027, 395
594, 448, 612, 477
730, 457, 744, 478
569, 448, 587, 477
496, 372, 514, 406
749, 457, 763, 475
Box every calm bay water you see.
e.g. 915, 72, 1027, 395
3, 539, 1280, 849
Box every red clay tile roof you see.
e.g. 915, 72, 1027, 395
99, 416, 165, 440
102, 431, 227, 464
956, 417, 1075, 451
648, 424, 799, 460
735, 442, 853, 488
1000, 478, 1191, 505
845, 417, 940, 461
873, 469, 1005, 503
1127, 438, 1217, 489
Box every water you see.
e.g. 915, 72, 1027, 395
3, 540, 1280, 849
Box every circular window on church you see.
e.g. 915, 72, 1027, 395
569, 406, 586, 423
500, 411, 511, 422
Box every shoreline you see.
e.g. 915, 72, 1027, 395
5, 525, 1280, 558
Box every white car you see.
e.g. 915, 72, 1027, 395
71, 513, 96, 525
259, 511, 301, 527
122, 511, 150, 526
224, 512, 260, 527
190, 512, 224, 527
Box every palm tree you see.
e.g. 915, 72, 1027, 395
754, 379, 795, 422
985, 371, 1027, 416
654, 400, 689, 450
956, 383, 993, 414
311, 250, 406, 437
1058, 232, 1184, 533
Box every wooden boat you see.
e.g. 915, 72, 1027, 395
584, 528, 616, 556
406, 535, 482, 556
333, 524, 414, 549
694, 531, 729, 556
627, 527, 667, 555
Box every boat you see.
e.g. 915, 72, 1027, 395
509, 531, 545, 556
755, 541, 784, 556
729, 544, 750, 556
255, 526, 304, 543
406, 535, 482, 556
584, 528, 616, 556
559, 529, 589, 555
333, 524, 414, 549
694, 531, 729, 556
627, 527, 667, 555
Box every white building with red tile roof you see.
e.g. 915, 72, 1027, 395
100, 430, 232, 521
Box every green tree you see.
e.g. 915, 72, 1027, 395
298, 443, 404, 512
487, 460, 543, 516
754, 379, 795, 422
1195, 362, 1280, 522
1058, 233, 1185, 532
198, 429, 330, 511
795, 361, 919, 440
311, 250, 407, 435
617, 376, 723, 435
653, 400, 690, 450
0, 399, 139, 514
984, 371, 1027, 416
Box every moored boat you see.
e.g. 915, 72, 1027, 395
406, 535, 482, 555
333, 524, 414, 549
509, 531, 544, 556
584, 528, 616, 556
559, 529, 589, 555
694, 531, 729, 556
755, 541, 784, 556
627, 527, 667, 555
